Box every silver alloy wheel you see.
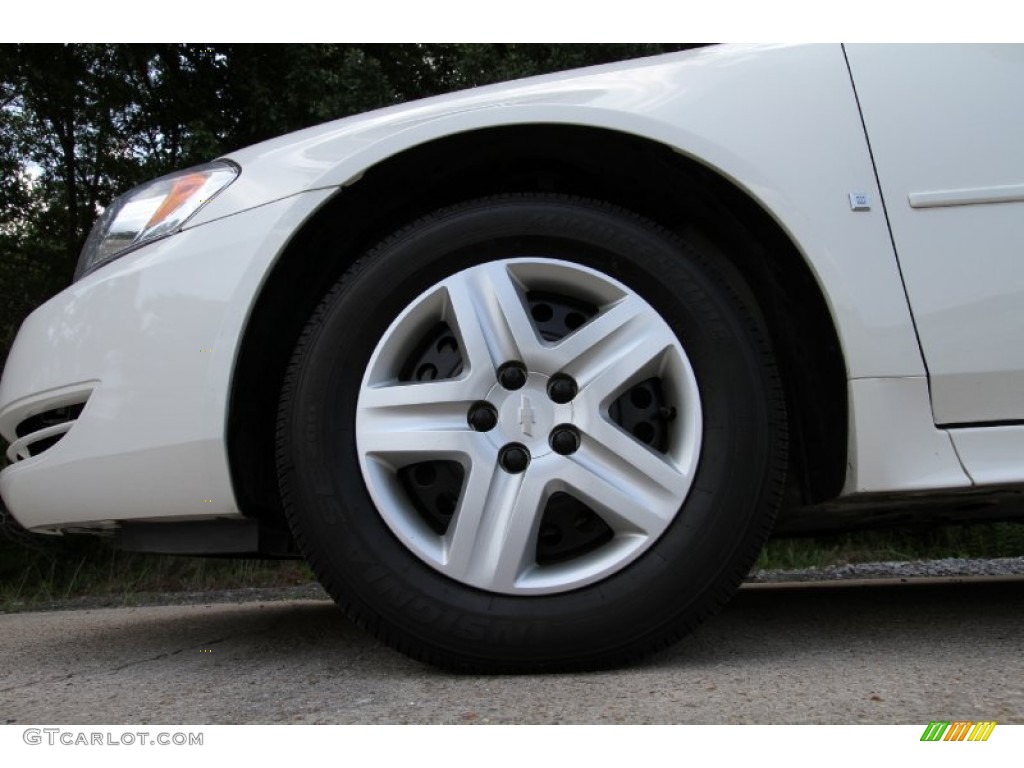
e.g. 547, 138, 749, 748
356, 258, 702, 595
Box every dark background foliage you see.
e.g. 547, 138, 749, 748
0, 43, 693, 583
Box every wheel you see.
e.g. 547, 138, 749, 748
276, 195, 787, 671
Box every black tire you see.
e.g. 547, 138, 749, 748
276, 195, 787, 672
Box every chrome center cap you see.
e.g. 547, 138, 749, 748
487, 373, 571, 456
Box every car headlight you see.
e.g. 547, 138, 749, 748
74, 160, 239, 280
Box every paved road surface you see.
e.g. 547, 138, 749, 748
1, 579, 1021, 724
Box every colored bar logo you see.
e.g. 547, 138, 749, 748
921, 721, 997, 741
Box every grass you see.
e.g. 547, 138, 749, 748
754, 522, 1024, 571
0, 543, 313, 610
1, 522, 1023, 611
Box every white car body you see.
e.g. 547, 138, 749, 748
0, 43, 1021, 596
4, 42, 1022, 528
6, 41, 1020, 530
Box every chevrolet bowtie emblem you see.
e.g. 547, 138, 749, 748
518, 395, 536, 437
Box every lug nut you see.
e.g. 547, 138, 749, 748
549, 425, 580, 456
497, 362, 527, 390
468, 402, 498, 432
547, 374, 578, 404
499, 443, 530, 473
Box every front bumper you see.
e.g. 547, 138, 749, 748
0, 189, 334, 531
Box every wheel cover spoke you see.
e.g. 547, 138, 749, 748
443, 462, 546, 591
548, 295, 648, 373
360, 378, 478, 411
359, 381, 483, 459
359, 417, 480, 459
582, 417, 691, 505
444, 263, 541, 374
570, 315, 679, 404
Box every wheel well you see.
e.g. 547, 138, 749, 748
227, 124, 847, 527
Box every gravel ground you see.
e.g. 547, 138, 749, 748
3, 556, 1023, 614
747, 555, 1024, 582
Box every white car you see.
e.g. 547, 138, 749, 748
2, 44, 1022, 670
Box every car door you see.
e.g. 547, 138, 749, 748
845, 44, 1024, 429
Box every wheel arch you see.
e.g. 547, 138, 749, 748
227, 123, 848, 526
